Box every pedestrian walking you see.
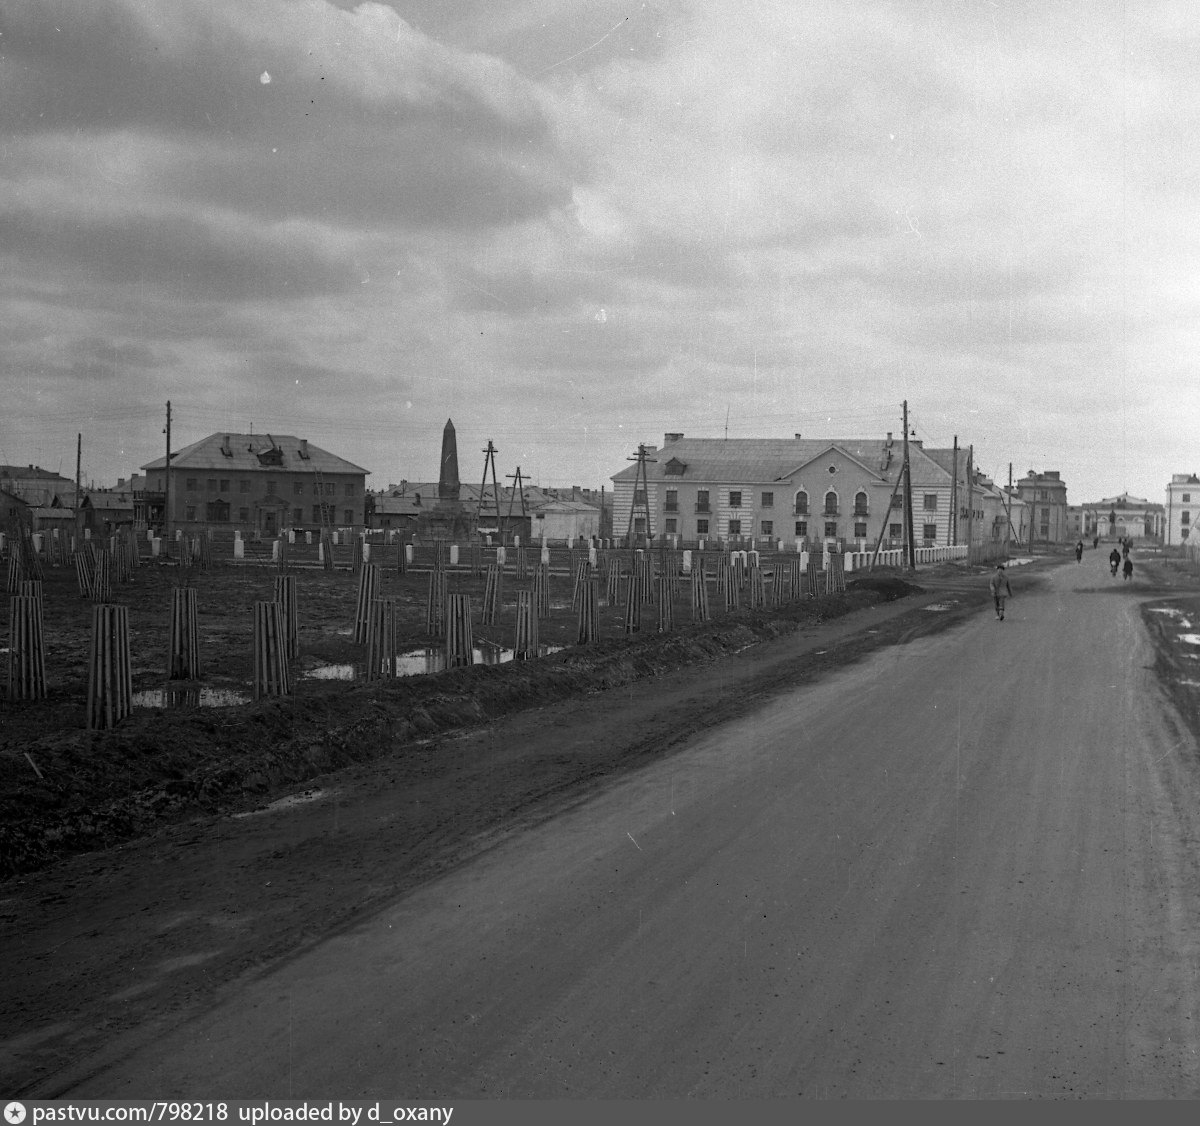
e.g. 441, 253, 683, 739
1075, 540, 1084, 562
1109, 547, 1121, 576
989, 563, 1012, 620
1123, 556, 1134, 581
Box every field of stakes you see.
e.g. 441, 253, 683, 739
2, 534, 915, 875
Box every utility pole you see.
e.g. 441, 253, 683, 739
164, 400, 172, 549
477, 440, 504, 541
965, 444, 974, 553
901, 401, 915, 570
1006, 462, 1018, 547
505, 466, 529, 543
74, 432, 83, 541
950, 436, 958, 547
625, 443, 657, 547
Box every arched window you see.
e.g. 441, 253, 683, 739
794, 490, 809, 515
854, 490, 868, 516
824, 490, 839, 516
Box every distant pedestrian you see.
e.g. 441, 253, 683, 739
989, 563, 1012, 620
1109, 547, 1121, 576
1093, 535, 1099, 549
1075, 540, 1084, 562
1123, 556, 1134, 581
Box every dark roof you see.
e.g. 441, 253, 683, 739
142, 433, 368, 475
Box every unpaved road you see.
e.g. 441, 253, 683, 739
54, 552, 1200, 1098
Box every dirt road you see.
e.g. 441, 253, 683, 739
55, 552, 1200, 1098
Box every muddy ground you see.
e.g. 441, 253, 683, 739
2, 548, 1195, 1095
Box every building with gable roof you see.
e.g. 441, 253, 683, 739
610, 432, 977, 550
1166, 474, 1200, 546
141, 432, 368, 536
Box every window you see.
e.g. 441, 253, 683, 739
664, 457, 687, 476
824, 521, 838, 538
696, 490, 710, 513
294, 480, 305, 495
854, 522, 867, 538
185, 505, 196, 521
345, 483, 355, 496
923, 523, 937, 543
794, 491, 809, 515
761, 520, 773, 536
292, 508, 303, 524
219, 479, 230, 493
854, 491, 868, 516
924, 494, 938, 511
634, 488, 647, 506
890, 523, 902, 539
1182, 511, 1191, 525
266, 479, 277, 496
727, 519, 742, 536
665, 518, 677, 534
1040, 507, 1050, 520
207, 479, 217, 492
344, 509, 354, 524
761, 491, 774, 508
186, 478, 197, 491
795, 520, 808, 537
729, 491, 742, 508
1184, 493, 1192, 503
239, 508, 250, 522
206, 500, 230, 522
325, 482, 335, 495
696, 518, 709, 535
312, 505, 324, 524
891, 494, 903, 509
665, 489, 678, 513
240, 479, 251, 493
824, 491, 838, 515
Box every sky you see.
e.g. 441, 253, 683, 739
2, 0, 1197, 501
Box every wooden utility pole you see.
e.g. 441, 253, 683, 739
625, 443, 657, 547
505, 466, 529, 542
164, 400, 172, 549
901, 401, 915, 570
965, 444, 974, 553
477, 440, 504, 541
1006, 462, 1018, 546
950, 436, 959, 547
74, 432, 83, 541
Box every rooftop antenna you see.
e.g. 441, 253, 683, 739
724, 404, 730, 441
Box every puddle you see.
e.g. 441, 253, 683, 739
232, 788, 331, 818
303, 642, 562, 680
923, 601, 959, 612
1177, 634, 1200, 646
133, 687, 251, 708
1149, 607, 1193, 627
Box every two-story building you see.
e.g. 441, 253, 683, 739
1015, 470, 1069, 545
141, 433, 369, 537
610, 432, 977, 550
1165, 474, 1200, 546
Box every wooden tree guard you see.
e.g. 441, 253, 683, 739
605, 558, 621, 607
7, 551, 25, 594
533, 563, 550, 619
637, 553, 654, 604
92, 552, 112, 603
18, 578, 43, 625
786, 558, 803, 600
87, 604, 132, 729
433, 540, 447, 571
470, 543, 482, 578
425, 566, 447, 638
73, 550, 94, 598
691, 566, 710, 623
365, 597, 397, 679
482, 564, 502, 625
395, 540, 407, 575
274, 574, 299, 660
515, 546, 527, 580
168, 586, 200, 680
252, 600, 292, 699
715, 558, 729, 596
320, 530, 335, 571
769, 566, 785, 608
656, 576, 674, 633
353, 563, 380, 644
350, 533, 364, 573
734, 554, 747, 590
724, 567, 740, 612
276, 535, 290, 574
7, 594, 46, 701
576, 577, 599, 644
806, 557, 823, 598
445, 593, 474, 668
179, 535, 194, 570
571, 558, 591, 609
514, 590, 538, 659
623, 573, 641, 634
828, 552, 846, 593
747, 564, 765, 609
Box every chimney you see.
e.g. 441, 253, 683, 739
664, 432, 684, 445
794, 433, 802, 440
886, 432, 892, 444
299, 438, 309, 458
